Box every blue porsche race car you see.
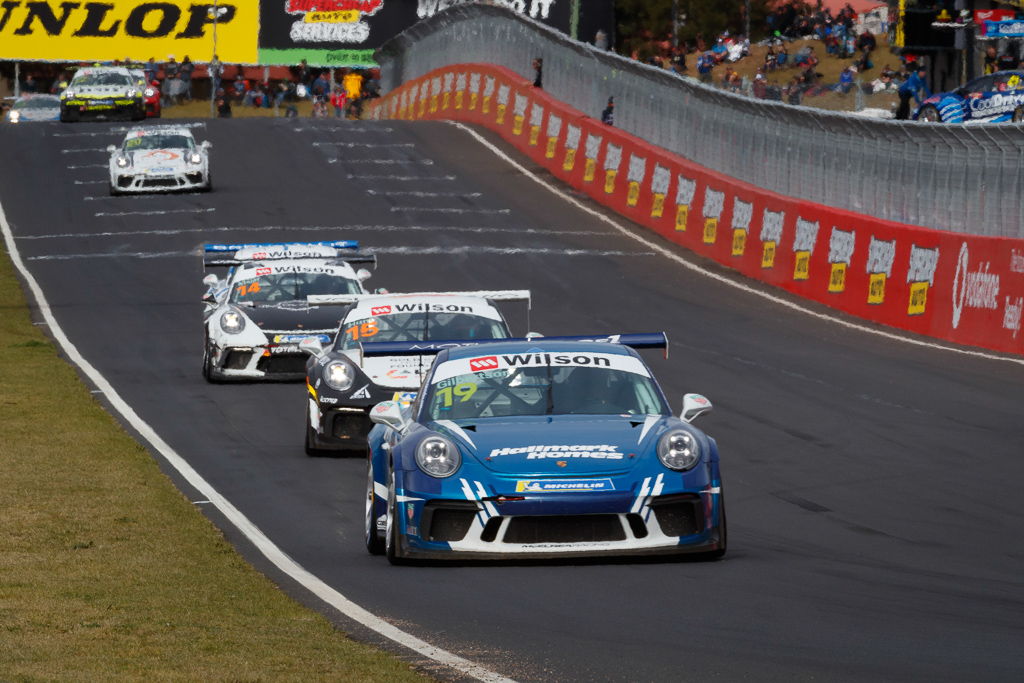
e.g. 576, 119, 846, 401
363, 333, 726, 563
914, 70, 1024, 123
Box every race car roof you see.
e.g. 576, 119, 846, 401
203, 240, 374, 268
343, 293, 526, 322
232, 258, 361, 281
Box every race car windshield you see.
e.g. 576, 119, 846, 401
424, 365, 667, 420
125, 135, 194, 151
229, 273, 361, 304
73, 73, 132, 87
337, 313, 508, 350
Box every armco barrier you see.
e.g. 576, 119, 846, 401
369, 65, 1024, 358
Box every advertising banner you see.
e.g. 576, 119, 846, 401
258, 0, 615, 67
984, 19, 1024, 39
0, 1, 258, 64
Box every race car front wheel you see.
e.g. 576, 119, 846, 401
1014, 106, 1024, 123
365, 458, 385, 555
385, 469, 408, 565
917, 104, 941, 123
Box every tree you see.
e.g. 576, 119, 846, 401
615, 0, 814, 53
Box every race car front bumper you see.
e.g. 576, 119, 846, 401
388, 473, 725, 560
210, 344, 309, 381
62, 98, 141, 119
112, 167, 208, 193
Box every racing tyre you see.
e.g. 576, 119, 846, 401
365, 458, 385, 555
917, 104, 941, 123
385, 469, 408, 565
201, 173, 213, 193
705, 494, 727, 560
202, 338, 222, 383
1013, 107, 1024, 123
108, 182, 121, 197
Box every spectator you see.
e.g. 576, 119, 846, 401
601, 96, 614, 125
343, 69, 363, 118
669, 46, 686, 74
208, 54, 223, 95
532, 57, 543, 88
696, 51, 714, 83
896, 66, 930, 120
22, 73, 37, 93
835, 65, 856, 95
330, 87, 347, 118
180, 56, 194, 101
983, 46, 998, 75
144, 57, 157, 83
215, 88, 231, 118
752, 72, 768, 99
310, 70, 330, 99
595, 29, 608, 51
363, 69, 381, 99
785, 77, 803, 105
162, 55, 179, 106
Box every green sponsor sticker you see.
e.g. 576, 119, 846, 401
258, 48, 377, 67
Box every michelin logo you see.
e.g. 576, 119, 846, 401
516, 479, 615, 493
490, 444, 624, 460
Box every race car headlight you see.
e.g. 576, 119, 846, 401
126, 88, 137, 98
9, 111, 19, 123
219, 310, 246, 334
416, 436, 461, 478
657, 430, 701, 471
144, 87, 156, 98
187, 152, 203, 165
324, 361, 355, 391
115, 156, 130, 168
62, 89, 74, 99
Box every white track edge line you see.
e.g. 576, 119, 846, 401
448, 121, 1024, 367
0, 199, 513, 683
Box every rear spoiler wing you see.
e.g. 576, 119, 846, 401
307, 290, 531, 307
359, 332, 669, 361
203, 240, 376, 268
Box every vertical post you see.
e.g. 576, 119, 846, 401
209, 0, 219, 118
14, 62, 20, 98
672, 0, 679, 50
745, 0, 751, 41
570, 0, 580, 41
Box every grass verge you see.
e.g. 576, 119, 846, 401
0, 245, 424, 680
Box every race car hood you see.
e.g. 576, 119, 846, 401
125, 148, 191, 172
66, 84, 133, 98
243, 302, 344, 337
11, 107, 59, 122
433, 414, 672, 476
361, 355, 430, 389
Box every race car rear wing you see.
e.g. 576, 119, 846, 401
359, 333, 669, 361
202, 240, 376, 268
307, 290, 532, 307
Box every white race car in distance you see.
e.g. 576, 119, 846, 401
107, 126, 211, 195
202, 241, 377, 383
59, 66, 144, 122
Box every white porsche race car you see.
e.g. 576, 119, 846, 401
59, 66, 145, 122
299, 290, 530, 454
202, 241, 377, 383
107, 126, 211, 195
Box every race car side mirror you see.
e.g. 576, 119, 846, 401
298, 337, 324, 358
202, 274, 219, 287
680, 393, 713, 423
356, 268, 372, 281
201, 141, 212, 149
369, 400, 406, 432
525, 331, 544, 339
106, 144, 116, 153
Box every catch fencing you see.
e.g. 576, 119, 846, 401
376, 5, 1023, 239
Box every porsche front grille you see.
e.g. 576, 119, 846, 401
502, 514, 627, 544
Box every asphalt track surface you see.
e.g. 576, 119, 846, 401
2, 118, 1023, 682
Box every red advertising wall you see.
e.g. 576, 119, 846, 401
370, 65, 1024, 357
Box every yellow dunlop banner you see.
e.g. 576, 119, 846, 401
0, 1, 257, 64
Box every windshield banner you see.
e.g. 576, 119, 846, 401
0, 1, 258, 63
